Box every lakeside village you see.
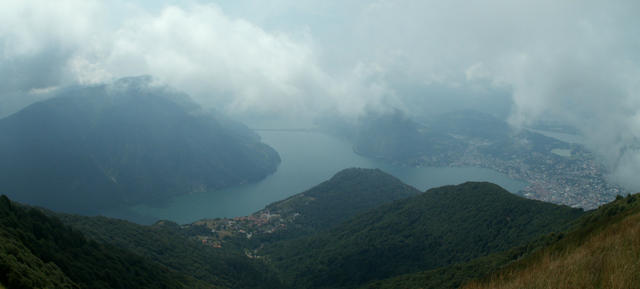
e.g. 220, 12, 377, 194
189, 210, 296, 251
188, 136, 627, 250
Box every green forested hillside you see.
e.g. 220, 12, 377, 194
57, 214, 285, 289
462, 193, 640, 289
0, 76, 280, 214
6, 167, 627, 289
265, 182, 584, 289
257, 168, 420, 239
0, 195, 212, 289
359, 229, 568, 289
361, 193, 640, 289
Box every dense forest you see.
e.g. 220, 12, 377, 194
0, 195, 212, 289
262, 181, 583, 288
3, 168, 638, 289
251, 168, 420, 241
56, 214, 285, 289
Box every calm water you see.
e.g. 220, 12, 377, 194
103, 131, 526, 224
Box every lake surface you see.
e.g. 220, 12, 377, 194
103, 131, 527, 224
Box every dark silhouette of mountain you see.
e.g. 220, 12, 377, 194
0, 76, 280, 213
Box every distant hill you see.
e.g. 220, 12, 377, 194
263, 168, 420, 236
0, 195, 213, 289
352, 109, 568, 165
189, 168, 421, 243
264, 182, 583, 289
0, 76, 280, 213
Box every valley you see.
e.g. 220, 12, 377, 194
106, 129, 526, 224
2, 167, 637, 289
1, 2, 637, 288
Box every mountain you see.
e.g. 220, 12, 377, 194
461, 193, 640, 289
5, 165, 629, 289
352, 110, 439, 163
0, 195, 213, 289
188, 168, 421, 243
264, 181, 584, 289
0, 76, 280, 213
352, 109, 568, 165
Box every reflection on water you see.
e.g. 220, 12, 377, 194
103, 131, 527, 224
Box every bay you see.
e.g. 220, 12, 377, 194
103, 131, 527, 224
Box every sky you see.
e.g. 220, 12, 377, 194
1, 0, 639, 190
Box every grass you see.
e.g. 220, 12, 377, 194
463, 201, 640, 289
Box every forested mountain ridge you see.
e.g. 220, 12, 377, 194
360, 193, 640, 289
0, 76, 280, 214
188, 168, 421, 243
261, 181, 584, 289
0, 195, 214, 289
8, 168, 631, 289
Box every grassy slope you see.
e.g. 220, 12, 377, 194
462, 194, 640, 289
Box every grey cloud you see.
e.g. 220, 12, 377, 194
1, 0, 640, 190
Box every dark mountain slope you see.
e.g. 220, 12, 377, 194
364, 193, 640, 289
265, 182, 584, 289
260, 168, 421, 237
0, 195, 213, 289
57, 213, 286, 289
0, 76, 280, 213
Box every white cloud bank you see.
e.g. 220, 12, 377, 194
1, 0, 640, 190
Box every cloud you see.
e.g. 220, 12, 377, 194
1, 0, 640, 189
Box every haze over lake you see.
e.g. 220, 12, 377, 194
104, 130, 527, 224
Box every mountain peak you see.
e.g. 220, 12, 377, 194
0, 79, 280, 214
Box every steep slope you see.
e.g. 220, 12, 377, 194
0, 76, 280, 214
57, 214, 286, 289
264, 168, 420, 232
0, 195, 213, 289
462, 194, 640, 289
265, 182, 584, 289
358, 228, 567, 289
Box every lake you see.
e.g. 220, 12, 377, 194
103, 131, 527, 224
